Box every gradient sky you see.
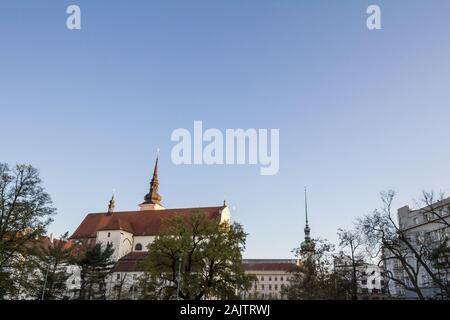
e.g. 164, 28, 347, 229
1, 1, 450, 258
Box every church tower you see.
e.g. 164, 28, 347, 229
300, 187, 315, 259
139, 156, 165, 211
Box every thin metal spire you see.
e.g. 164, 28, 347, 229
301, 186, 314, 254
304, 186, 309, 227
303, 186, 311, 243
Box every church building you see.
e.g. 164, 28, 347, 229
69, 157, 231, 298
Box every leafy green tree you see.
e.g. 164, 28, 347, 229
137, 272, 163, 300
283, 239, 344, 300
0, 163, 55, 299
78, 243, 115, 300
28, 232, 77, 300
140, 212, 253, 300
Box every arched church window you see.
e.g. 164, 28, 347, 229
135, 243, 143, 251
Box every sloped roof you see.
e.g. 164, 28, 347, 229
25, 236, 84, 258
70, 206, 224, 239
113, 252, 148, 272
112, 254, 299, 273
243, 262, 298, 272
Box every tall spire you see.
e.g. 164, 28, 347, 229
107, 192, 115, 215
304, 187, 310, 241
143, 156, 162, 206
301, 187, 314, 253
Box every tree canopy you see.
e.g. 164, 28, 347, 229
140, 212, 253, 300
0, 163, 55, 299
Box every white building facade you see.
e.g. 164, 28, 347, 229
333, 256, 387, 300
241, 259, 297, 300
384, 197, 450, 299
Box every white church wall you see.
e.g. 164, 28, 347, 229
107, 272, 144, 300
220, 206, 231, 224
97, 230, 134, 261
119, 231, 134, 259
133, 236, 156, 252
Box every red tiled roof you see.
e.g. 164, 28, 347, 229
113, 254, 299, 273
113, 252, 148, 272
243, 263, 298, 272
70, 207, 224, 239
26, 236, 84, 258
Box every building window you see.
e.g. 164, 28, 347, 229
274, 277, 278, 281
261, 276, 264, 281
72, 279, 76, 285
269, 285, 272, 291
135, 243, 143, 251
116, 274, 120, 280
372, 279, 376, 285
108, 232, 111, 238
361, 280, 367, 285
280, 276, 284, 281
269, 277, 272, 281
275, 284, 278, 290
261, 285, 264, 290
422, 274, 428, 285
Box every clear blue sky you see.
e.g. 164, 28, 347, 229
1, 1, 450, 258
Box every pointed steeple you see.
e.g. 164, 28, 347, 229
143, 156, 162, 205
139, 155, 165, 210
107, 193, 115, 215
304, 187, 310, 242
301, 187, 314, 253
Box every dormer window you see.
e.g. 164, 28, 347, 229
135, 243, 143, 251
